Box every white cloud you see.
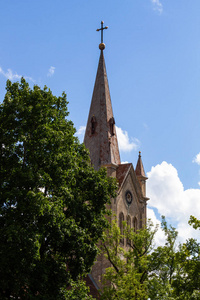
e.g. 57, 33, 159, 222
116, 126, 140, 152
0, 67, 21, 80
77, 125, 86, 136
76, 126, 86, 143
0, 67, 34, 82
47, 66, 55, 77
151, 0, 163, 14
147, 161, 200, 243
147, 208, 166, 247
193, 152, 200, 165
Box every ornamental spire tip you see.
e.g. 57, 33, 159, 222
96, 20, 108, 50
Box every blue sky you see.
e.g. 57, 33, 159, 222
1, 0, 200, 244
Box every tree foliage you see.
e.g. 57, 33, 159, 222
148, 217, 200, 300
64, 278, 94, 300
100, 216, 200, 300
0, 78, 117, 299
100, 219, 157, 299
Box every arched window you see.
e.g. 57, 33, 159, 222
127, 215, 131, 246
119, 212, 124, 245
133, 217, 138, 233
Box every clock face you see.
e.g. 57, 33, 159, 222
125, 190, 133, 205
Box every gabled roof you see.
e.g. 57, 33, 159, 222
116, 163, 132, 188
116, 162, 148, 203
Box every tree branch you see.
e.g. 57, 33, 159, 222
103, 243, 119, 273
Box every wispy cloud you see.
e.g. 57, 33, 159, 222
76, 126, 86, 143
77, 126, 86, 136
193, 152, 200, 165
0, 67, 35, 82
193, 152, 200, 186
47, 66, 55, 77
143, 123, 149, 130
151, 0, 163, 14
116, 126, 140, 152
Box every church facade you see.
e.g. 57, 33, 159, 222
84, 32, 149, 290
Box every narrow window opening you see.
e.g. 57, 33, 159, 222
140, 213, 143, 229
127, 215, 131, 246
119, 212, 124, 245
133, 217, 138, 233
109, 117, 115, 136
91, 116, 97, 134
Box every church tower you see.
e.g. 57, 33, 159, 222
84, 21, 149, 289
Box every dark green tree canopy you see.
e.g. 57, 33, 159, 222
0, 78, 117, 299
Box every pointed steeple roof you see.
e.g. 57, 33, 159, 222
84, 50, 121, 170
135, 151, 147, 178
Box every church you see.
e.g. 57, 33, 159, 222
84, 21, 149, 294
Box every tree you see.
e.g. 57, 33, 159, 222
172, 238, 200, 300
99, 218, 157, 300
99, 216, 200, 300
148, 217, 178, 299
149, 217, 200, 300
170, 216, 200, 299
0, 78, 117, 299
64, 278, 95, 300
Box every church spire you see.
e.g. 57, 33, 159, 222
84, 24, 120, 171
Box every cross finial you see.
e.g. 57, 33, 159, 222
96, 21, 108, 50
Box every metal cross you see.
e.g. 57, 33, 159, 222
96, 21, 108, 44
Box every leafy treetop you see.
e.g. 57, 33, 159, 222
0, 78, 117, 299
